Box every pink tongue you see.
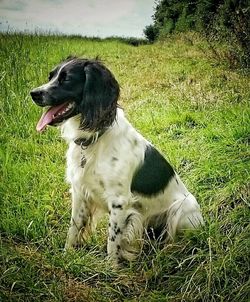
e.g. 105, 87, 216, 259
36, 102, 69, 132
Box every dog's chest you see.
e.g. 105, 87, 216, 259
66, 143, 108, 201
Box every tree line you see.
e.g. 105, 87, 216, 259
144, 0, 249, 69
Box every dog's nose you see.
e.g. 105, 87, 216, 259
30, 89, 44, 103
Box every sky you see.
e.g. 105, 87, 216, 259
0, 0, 155, 38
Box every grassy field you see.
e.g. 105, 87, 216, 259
0, 32, 249, 302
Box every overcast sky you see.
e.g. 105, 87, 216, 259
0, 0, 155, 38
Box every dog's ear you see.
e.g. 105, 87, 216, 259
80, 61, 120, 130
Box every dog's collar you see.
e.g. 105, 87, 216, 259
74, 129, 106, 149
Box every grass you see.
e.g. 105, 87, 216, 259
0, 32, 249, 301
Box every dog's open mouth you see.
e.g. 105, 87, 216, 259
36, 102, 76, 132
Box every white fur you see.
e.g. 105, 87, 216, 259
62, 108, 203, 263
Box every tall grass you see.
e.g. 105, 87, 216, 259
0, 32, 249, 301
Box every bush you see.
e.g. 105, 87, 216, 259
143, 24, 159, 43
144, 0, 250, 69
201, 0, 250, 69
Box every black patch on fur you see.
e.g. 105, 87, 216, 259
112, 222, 122, 236
112, 204, 123, 210
131, 145, 175, 196
80, 156, 86, 168
115, 227, 121, 235
110, 236, 116, 242
81, 221, 87, 228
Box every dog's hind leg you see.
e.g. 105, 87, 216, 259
147, 193, 203, 243
166, 193, 204, 240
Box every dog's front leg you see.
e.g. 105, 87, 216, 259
107, 196, 142, 264
65, 187, 90, 250
107, 207, 124, 263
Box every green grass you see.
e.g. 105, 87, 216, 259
0, 32, 249, 302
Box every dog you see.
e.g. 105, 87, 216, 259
30, 57, 203, 264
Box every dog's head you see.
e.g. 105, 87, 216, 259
30, 57, 120, 132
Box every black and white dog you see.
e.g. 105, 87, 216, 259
31, 57, 203, 264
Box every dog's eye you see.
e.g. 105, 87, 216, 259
58, 71, 67, 84
48, 72, 54, 81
